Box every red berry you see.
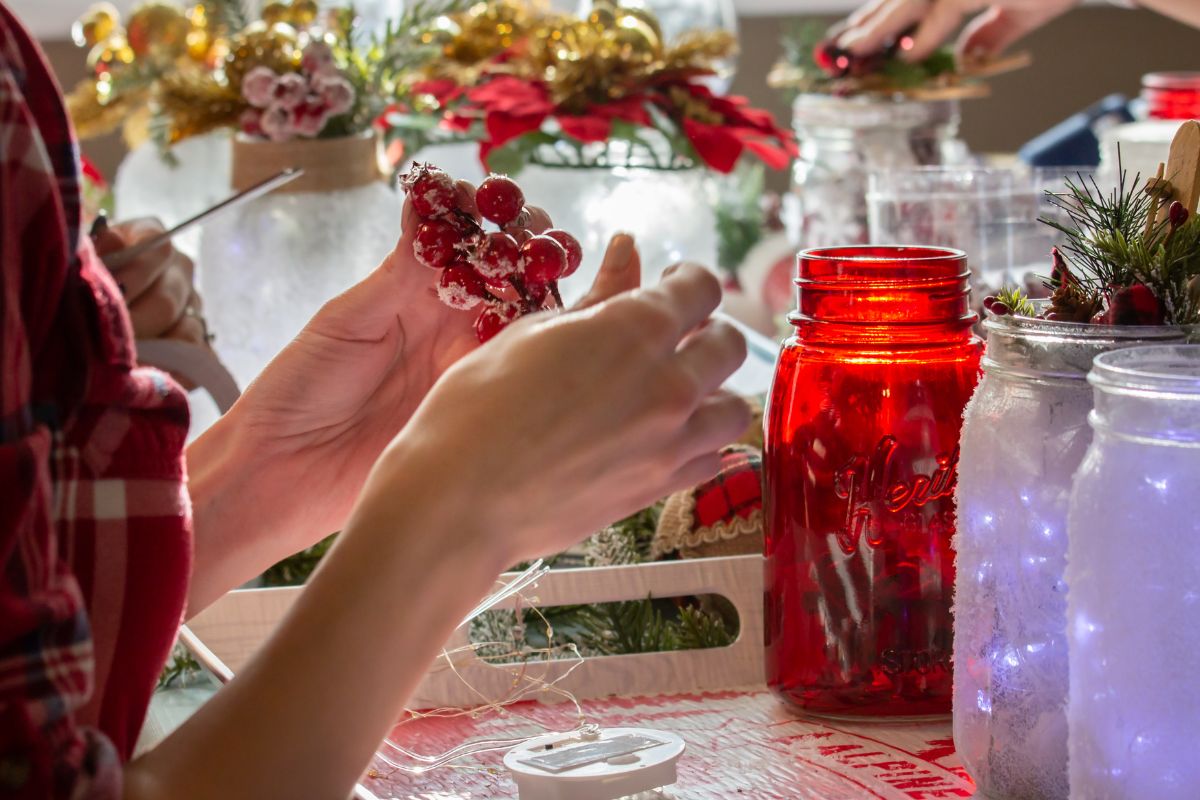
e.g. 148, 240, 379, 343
990, 301, 1011, 316
1170, 200, 1189, 228
474, 301, 520, 343
476, 175, 525, 226
413, 219, 462, 269
982, 295, 997, 310
505, 224, 533, 245
405, 165, 457, 219
544, 229, 582, 277
521, 235, 568, 285
437, 264, 487, 310
471, 231, 522, 288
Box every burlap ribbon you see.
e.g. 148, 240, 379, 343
231, 131, 386, 193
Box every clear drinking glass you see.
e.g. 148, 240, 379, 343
1067, 344, 1200, 800
866, 166, 1092, 307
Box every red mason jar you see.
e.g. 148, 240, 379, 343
1142, 71, 1200, 120
764, 246, 982, 718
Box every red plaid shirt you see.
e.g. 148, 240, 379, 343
0, 5, 192, 797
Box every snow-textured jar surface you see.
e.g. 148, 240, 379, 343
198, 133, 399, 388
1067, 344, 1200, 800
953, 311, 1194, 799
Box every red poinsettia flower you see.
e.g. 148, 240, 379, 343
464, 76, 554, 160
412, 78, 465, 107
673, 83, 797, 174
80, 154, 107, 189
557, 95, 653, 143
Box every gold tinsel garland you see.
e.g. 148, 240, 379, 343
157, 71, 246, 143
64, 1, 311, 146
64, 0, 739, 147
421, 0, 737, 112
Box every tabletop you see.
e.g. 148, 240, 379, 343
361, 689, 976, 800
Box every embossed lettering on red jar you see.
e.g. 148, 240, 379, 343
764, 246, 982, 718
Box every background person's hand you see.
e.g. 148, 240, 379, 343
836, 0, 1078, 63
94, 217, 210, 346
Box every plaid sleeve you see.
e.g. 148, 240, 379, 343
0, 13, 122, 799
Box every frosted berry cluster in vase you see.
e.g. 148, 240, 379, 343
401, 165, 582, 342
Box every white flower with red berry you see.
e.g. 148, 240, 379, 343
301, 40, 337, 77
400, 165, 583, 343
237, 42, 357, 142
242, 66, 279, 108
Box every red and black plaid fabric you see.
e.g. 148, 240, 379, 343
692, 447, 763, 530
0, 4, 192, 797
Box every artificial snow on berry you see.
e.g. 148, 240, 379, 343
472, 231, 522, 288
413, 219, 462, 269
405, 165, 457, 219
544, 229, 582, 277
474, 301, 520, 343
521, 235, 568, 286
476, 175, 525, 226
437, 264, 487, 310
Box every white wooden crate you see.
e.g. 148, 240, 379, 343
184, 554, 766, 706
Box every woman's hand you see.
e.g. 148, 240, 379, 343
185, 192, 638, 611
360, 258, 750, 567
135, 243, 745, 800
836, 0, 1078, 62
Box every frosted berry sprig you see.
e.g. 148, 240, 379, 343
399, 165, 583, 343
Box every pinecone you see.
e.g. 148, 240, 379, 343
1049, 280, 1102, 323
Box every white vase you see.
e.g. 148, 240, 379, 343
517, 161, 719, 303
114, 132, 232, 257
198, 132, 401, 389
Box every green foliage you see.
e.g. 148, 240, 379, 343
996, 285, 1035, 317
673, 605, 737, 650
579, 598, 677, 655
470, 595, 737, 660
261, 533, 338, 586
201, 0, 249, 32
584, 503, 661, 567
333, 0, 469, 140
157, 645, 203, 689
715, 162, 767, 275
1040, 165, 1200, 324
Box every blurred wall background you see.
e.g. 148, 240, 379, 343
28, 3, 1200, 187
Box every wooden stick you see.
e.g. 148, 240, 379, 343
1158, 120, 1200, 227
1145, 162, 1167, 241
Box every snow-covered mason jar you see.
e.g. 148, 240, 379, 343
1067, 344, 1200, 800
953, 310, 1195, 798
